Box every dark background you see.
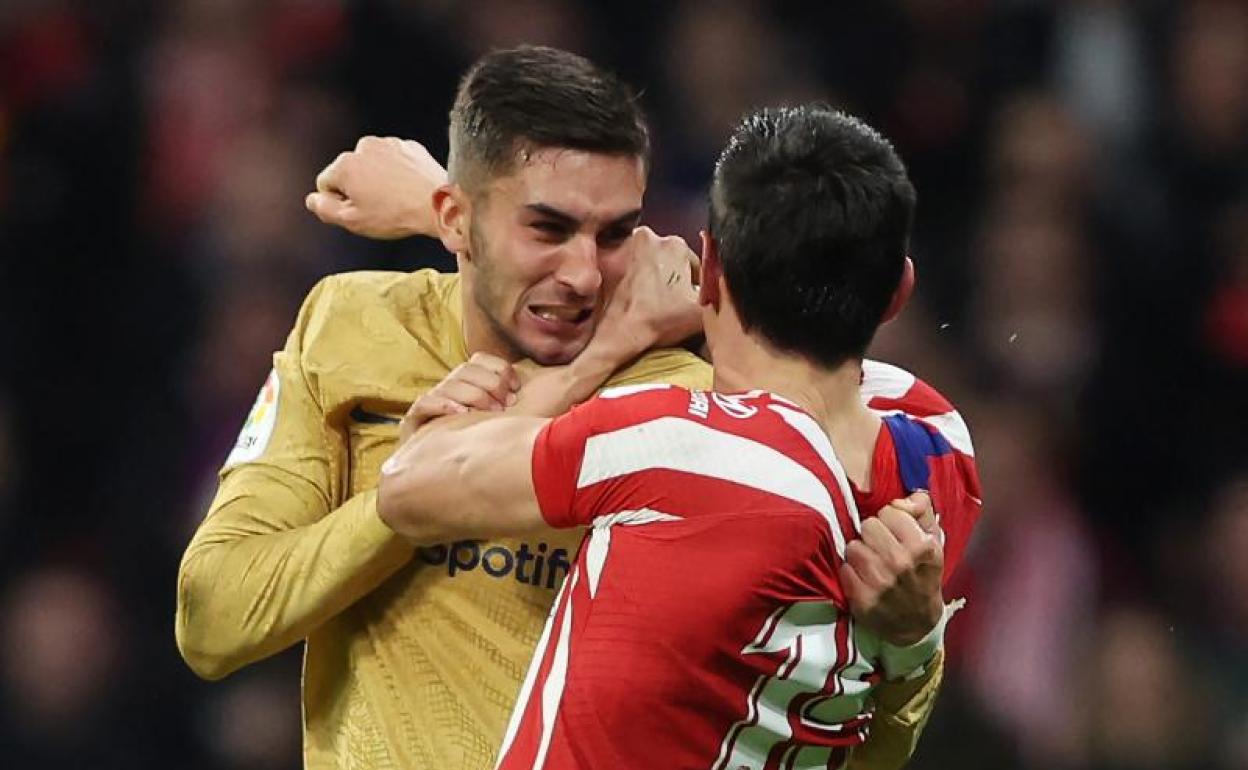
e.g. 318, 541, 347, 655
1, 1, 1246, 767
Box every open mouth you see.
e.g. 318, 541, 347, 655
526, 304, 593, 332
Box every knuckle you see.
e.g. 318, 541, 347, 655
892, 552, 916, 575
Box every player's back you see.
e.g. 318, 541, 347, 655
501, 386, 881, 770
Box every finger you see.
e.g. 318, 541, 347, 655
467, 354, 521, 395
876, 506, 929, 550
450, 363, 514, 404
316, 153, 350, 194
861, 516, 908, 561
436, 379, 507, 411
914, 506, 939, 536
838, 561, 872, 614
889, 490, 932, 518
405, 395, 469, 429
877, 507, 943, 571
305, 192, 352, 225
844, 538, 890, 589
467, 352, 518, 384
890, 491, 940, 536
685, 246, 701, 286
399, 395, 467, 443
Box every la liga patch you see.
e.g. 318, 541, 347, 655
225, 368, 280, 468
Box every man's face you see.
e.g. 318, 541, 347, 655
463, 148, 645, 365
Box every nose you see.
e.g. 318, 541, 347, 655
553, 234, 602, 297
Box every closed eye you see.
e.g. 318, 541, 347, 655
531, 221, 571, 241
598, 226, 632, 248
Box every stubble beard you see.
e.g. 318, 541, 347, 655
468, 222, 554, 364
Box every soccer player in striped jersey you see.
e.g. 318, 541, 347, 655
378, 105, 981, 769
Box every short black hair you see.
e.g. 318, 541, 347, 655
709, 105, 916, 368
448, 45, 650, 190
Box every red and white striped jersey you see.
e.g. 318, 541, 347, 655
497, 361, 980, 770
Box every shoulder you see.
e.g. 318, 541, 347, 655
290, 269, 462, 401
862, 359, 973, 457
299, 269, 455, 328
603, 347, 712, 391
563, 383, 701, 438
294, 268, 459, 354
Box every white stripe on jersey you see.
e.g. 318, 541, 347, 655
860, 359, 915, 401
917, 410, 974, 457
599, 383, 672, 399
768, 404, 863, 540
532, 568, 580, 770
869, 408, 975, 457
576, 417, 848, 557
585, 509, 681, 597
862, 358, 976, 457
495, 565, 575, 768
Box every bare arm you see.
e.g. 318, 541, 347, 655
378, 412, 553, 545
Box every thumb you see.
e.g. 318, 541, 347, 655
306, 191, 352, 226
838, 562, 868, 615
891, 490, 938, 535
890, 490, 931, 518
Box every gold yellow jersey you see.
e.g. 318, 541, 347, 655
175, 269, 941, 770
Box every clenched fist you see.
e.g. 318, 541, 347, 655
591, 226, 703, 358
840, 491, 945, 647
306, 136, 447, 240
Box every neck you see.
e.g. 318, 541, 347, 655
458, 270, 522, 363
712, 336, 881, 488
461, 308, 518, 362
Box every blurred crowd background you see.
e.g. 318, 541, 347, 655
1, 0, 1246, 767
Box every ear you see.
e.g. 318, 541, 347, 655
881, 256, 915, 324
433, 184, 470, 256
698, 230, 722, 310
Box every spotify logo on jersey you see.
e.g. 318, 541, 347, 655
418, 541, 571, 590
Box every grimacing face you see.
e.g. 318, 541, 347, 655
462, 148, 646, 365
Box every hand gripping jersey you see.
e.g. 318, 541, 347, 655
176, 269, 959, 770
500, 374, 979, 770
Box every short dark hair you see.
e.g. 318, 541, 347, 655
709, 105, 916, 368
448, 46, 650, 190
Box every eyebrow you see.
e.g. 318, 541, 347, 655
525, 204, 643, 230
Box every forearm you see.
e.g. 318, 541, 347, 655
513, 343, 625, 417
380, 412, 548, 544
176, 485, 411, 680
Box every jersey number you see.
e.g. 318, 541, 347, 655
712, 601, 879, 770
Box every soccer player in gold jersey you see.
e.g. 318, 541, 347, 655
177, 46, 945, 770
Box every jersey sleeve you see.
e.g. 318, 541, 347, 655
846, 649, 945, 770
175, 276, 412, 680
530, 398, 597, 528
532, 385, 683, 529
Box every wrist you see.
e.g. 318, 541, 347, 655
513, 358, 610, 418
567, 341, 626, 390
887, 594, 946, 648
878, 598, 964, 681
